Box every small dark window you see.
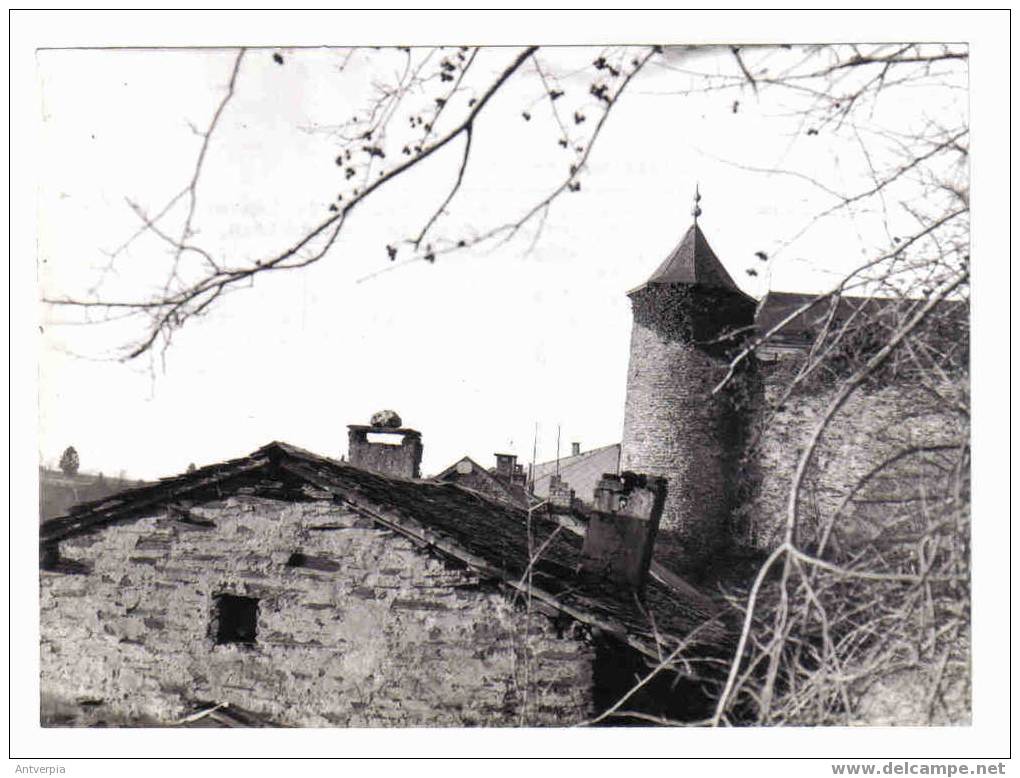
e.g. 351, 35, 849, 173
286, 552, 308, 568
214, 594, 258, 645
286, 551, 340, 572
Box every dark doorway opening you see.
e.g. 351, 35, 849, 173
591, 634, 715, 725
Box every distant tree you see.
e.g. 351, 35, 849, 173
186, 463, 197, 473
58, 446, 79, 476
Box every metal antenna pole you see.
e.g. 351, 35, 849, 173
529, 422, 538, 493
555, 424, 561, 476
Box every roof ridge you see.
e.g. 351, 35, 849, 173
533, 442, 620, 471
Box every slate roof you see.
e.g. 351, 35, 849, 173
755, 291, 884, 345
41, 442, 731, 665
754, 291, 968, 353
530, 444, 621, 504
432, 455, 498, 484
633, 223, 751, 299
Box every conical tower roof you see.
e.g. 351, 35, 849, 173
637, 222, 746, 294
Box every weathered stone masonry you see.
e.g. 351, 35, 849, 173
621, 319, 734, 539
620, 236, 756, 560
41, 497, 595, 727
743, 378, 968, 549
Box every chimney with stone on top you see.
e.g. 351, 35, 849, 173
347, 410, 423, 479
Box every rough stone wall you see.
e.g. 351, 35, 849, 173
620, 314, 747, 559
40, 497, 595, 727
743, 375, 968, 549
547, 475, 574, 510
851, 638, 971, 726
347, 430, 423, 479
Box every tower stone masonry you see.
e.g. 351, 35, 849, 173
620, 215, 756, 564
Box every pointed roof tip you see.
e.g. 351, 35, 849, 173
632, 221, 748, 299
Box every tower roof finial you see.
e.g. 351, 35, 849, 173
692, 183, 702, 223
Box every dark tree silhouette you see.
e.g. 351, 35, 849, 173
58, 446, 79, 477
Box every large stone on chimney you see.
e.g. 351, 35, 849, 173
370, 410, 403, 429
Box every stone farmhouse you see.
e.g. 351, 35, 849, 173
40, 434, 727, 727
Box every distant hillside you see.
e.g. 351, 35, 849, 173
39, 468, 146, 522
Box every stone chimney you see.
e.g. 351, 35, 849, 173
347, 411, 423, 479
494, 453, 517, 479
547, 474, 575, 510
581, 472, 666, 591
571, 442, 581, 456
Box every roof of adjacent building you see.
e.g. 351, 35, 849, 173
530, 444, 621, 503
431, 455, 531, 508
41, 441, 730, 663
633, 223, 751, 298
755, 291, 882, 344
754, 290, 968, 351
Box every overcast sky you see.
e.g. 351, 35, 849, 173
37, 42, 966, 479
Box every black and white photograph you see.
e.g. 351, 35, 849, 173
10, 8, 1012, 769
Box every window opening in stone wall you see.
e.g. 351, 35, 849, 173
213, 594, 259, 645
285, 551, 340, 572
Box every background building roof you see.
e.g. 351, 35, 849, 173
530, 444, 621, 503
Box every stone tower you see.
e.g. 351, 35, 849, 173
620, 195, 757, 563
